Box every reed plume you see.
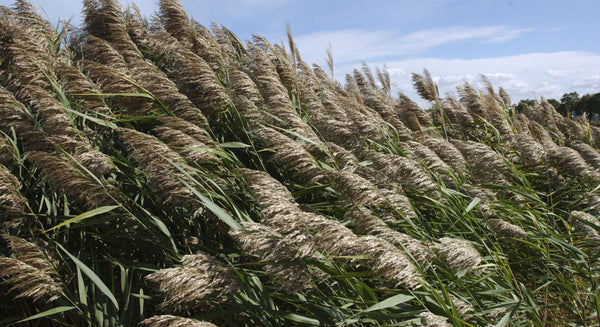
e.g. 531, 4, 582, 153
422, 137, 468, 175
230, 222, 324, 292
0, 235, 62, 302
253, 126, 323, 182
433, 237, 482, 272
411, 69, 439, 102
246, 40, 321, 144
451, 140, 509, 184
568, 141, 600, 171
396, 93, 433, 134
132, 30, 232, 119
402, 140, 450, 175
151, 117, 221, 165
570, 211, 600, 242
545, 146, 593, 178
120, 128, 200, 206
146, 252, 238, 311
353, 69, 413, 139
141, 315, 217, 327
457, 82, 486, 121
420, 312, 452, 327
26, 151, 111, 209
360, 150, 437, 193
506, 134, 545, 168
0, 164, 27, 220
157, 0, 194, 48
239, 168, 421, 288
487, 219, 527, 240
346, 207, 433, 265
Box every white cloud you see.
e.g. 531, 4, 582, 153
332, 51, 600, 107
295, 25, 532, 65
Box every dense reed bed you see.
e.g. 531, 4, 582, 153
1, 1, 599, 326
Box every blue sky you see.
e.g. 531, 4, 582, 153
15, 0, 600, 106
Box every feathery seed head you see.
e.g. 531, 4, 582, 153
487, 219, 527, 240
570, 211, 600, 242
141, 315, 217, 327
434, 237, 482, 273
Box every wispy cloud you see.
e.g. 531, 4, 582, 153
295, 25, 532, 64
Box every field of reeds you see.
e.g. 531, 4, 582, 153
1, 0, 600, 326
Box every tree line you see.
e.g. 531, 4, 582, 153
517, 91, 600, 119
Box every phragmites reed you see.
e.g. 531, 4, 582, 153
433, 237, 482, 272
451, 139, 509, 184
141, 315, 217, 327
0, 235, 62, 302
457, 81, 486, 121
0, 135, 16, 168
151, 117, 221, 165
360, 150, 437, 193
402, 140, 451, 175
326, 142, 359, 172
325, 170, 415, 222
132, 29, 232, 119
420, 312, 453, 327
325, 170, 388, 207
230, 222, 324, 292
157, 0, 194, 48
353, 69, 413, 139
522, 100, 564, 140
0, 164, 27, 219
26, 151, 111, 209
396, 93, 433, 134
411, 69, 439, 102
86, 8, 212, 128
253, 126, 323, 182
246, 40, 321, 144
545, 146, 593, 178
422, 137, 468, 175
80, 37, 158, 116
441, 96, 474, 131
145, 252, 239, 311
487, 219, 527, 240
540, 97, 585, 141
119, 128, 197, 206
570, 211, 600, 242
498, 87, 511, 107
236, 168, 297, 220
377, 185, 418, 221
569, 141, 600, 171
239, 168, 421, 288
506, 134, 546, 168
53, 60, 113, 116
0, 14, 114, 176
346, 207, 433, 265
293, 62, 358, 149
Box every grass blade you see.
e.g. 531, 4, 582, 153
45, 205, 120, 232
56, 243, 119, 310
10, 306, 76, 325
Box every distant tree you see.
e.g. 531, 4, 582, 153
515, 99, 536, 113
547, 98, 560, 110
560, 92, 580, 116
575, 93, 600, 117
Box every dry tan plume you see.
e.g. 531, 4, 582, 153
0, 164, 27, 220
146, 252, 238, 311
0, 235, 62, 302
570, 211, 600, 242
433, 237, 482, 272
141, 315, 217, 327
